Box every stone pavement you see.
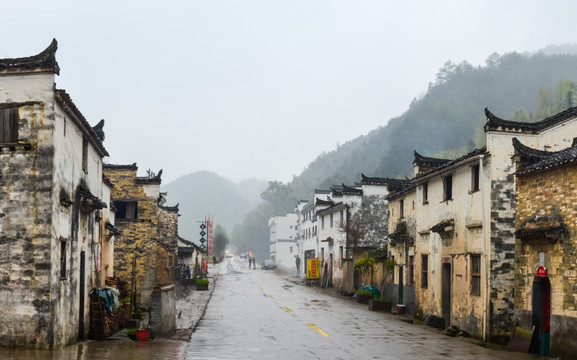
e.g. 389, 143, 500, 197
169, 262, 222, 341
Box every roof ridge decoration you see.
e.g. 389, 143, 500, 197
360, 173, 410, 186
55, 90, 109, 157
386, 182, 417, 201
341, 183, 363, 195
92, 119, 105, 141
413, 150, 452, 168
414, 147, 487, 179
512, 138, 554, 164
104, 163, 138, 170
516, 141, 577, 176
0, 39, 60, 75
484, 107, 577, 134
315, 197, 333, 206
160, 203, 179, 212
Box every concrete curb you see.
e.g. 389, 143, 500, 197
170, 263, 221, 341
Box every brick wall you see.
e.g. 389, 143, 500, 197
104, 166, 160, 309
515, 163, 577, 358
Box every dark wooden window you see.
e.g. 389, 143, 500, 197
471, 164, 480, 192
82, 136, 88, 173
443, 174, 453, 201
399, 199, 404, 218
0, 107, 19, 144
421, 254, 428, 288
60, 240, 67, 279
422, 182, 429, 204
115, 200, 138, 219
471, 254, 481, 295
389, 256, 395, 283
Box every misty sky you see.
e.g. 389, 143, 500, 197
1, 1, 576, 184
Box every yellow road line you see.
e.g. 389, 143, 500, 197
308, 323, 329, 337
282, 306, 292, 312
268, 294, 274, 299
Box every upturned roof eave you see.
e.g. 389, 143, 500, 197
0, 39, 60, 75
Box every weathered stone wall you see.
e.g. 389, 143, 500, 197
151, 284, 176, 337
413, 160, 488, 335
0, 102, 56, 348
515, 164, 577, 358
0, 80, 106, 348
156, 207, 179, 283
488, 176, 516, 343
103, 166, 160, 309
388, 188, 417, 314
155, 244, 175, 286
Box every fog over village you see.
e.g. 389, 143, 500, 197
2, 1, 577, 359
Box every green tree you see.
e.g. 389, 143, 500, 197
212, 224, 229, 259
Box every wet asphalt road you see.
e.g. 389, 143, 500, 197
186, 259, 543, 360
0, 259, 546, 360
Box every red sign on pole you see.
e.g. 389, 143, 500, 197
537, 266, 548, 277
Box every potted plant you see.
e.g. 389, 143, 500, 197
126, 327, 137, 341
356, 289, 373, 304
136, 320, 150, 341
368, 295, 393, 312
196, 278, 209, 291
354, 255, 375, 285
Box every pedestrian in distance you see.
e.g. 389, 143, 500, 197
295, 255, 301, 276
186, 266, 191, 279
213, 256, 217, 266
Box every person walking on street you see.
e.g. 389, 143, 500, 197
295, 255, 301, 276
213, 256, 217, 266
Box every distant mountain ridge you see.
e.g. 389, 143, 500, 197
292, 49, 577, 188
161, 171, 268, 242
233, 46, 577, 258
163, 47, 577, 258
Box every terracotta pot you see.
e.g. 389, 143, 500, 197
136, 330, 150, 341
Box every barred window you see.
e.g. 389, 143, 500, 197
471, 254, 481, 295
421, 254, 428, 288
0, 106, 19, 144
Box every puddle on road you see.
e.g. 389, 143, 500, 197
0, 339, 187, 360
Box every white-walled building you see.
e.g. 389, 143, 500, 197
268, 214, 298, 268
317, 185, 363, 288
0, 40, 112, 348
295, 189, 332, 275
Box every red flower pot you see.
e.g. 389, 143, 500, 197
136, 330, 150, 341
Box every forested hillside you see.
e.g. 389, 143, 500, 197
161, 171, 268, 243
232, 48, 577, 260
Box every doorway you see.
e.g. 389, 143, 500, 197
398, 265, 404, 304
79, 251, 85, 340
329, 253, 333, 287
441, 262, 451, 327
531, 276, 551, 356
